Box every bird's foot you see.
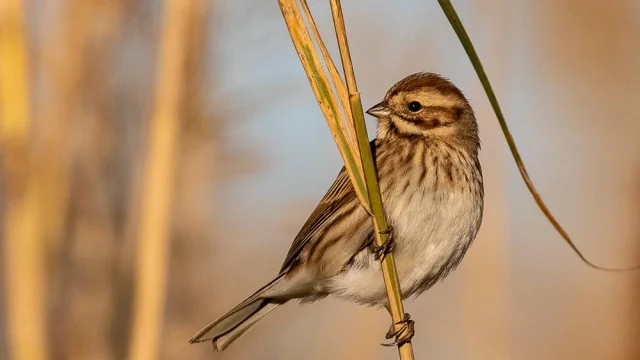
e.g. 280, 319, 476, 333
371, 227, 394, 261
381, 313, 415, 347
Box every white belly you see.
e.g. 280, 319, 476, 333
326, 183, 483, 307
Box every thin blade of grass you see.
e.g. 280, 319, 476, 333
299, 0, 359, 150
438, 0, 639, 272
278, 0, 370, 210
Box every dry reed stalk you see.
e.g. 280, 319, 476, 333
127, 1, 191, 359
0, 0, 49, 359
162, 0, 216, 357
278, 1, 415, 358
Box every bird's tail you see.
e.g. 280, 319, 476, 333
189, 275, 285, 351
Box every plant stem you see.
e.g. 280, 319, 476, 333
329, 1, 415, 359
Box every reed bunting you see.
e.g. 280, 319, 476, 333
190, 72, 484, 350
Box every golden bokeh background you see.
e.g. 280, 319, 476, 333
0, 1, 638, 359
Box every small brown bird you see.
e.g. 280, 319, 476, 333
190, 72, 484, 350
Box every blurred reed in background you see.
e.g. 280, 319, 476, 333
0, 1, 230, 359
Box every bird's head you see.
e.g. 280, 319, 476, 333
367, 72, 478, 148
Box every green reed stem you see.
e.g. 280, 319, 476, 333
329, 1, 416, 359
438, 0, 639, 272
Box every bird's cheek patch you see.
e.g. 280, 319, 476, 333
391, 115, 423, 135
418, 106, 461, 129
421, 118, 443, 129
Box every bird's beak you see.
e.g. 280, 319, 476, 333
365, 102, 391, 118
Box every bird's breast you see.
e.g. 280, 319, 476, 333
380, 147, 484, 297
325, 141, 483, 306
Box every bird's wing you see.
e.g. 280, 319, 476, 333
279, 166, 359, 272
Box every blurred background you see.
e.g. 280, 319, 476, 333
1, 0, 639, 359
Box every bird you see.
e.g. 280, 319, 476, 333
190, 72, 484, 351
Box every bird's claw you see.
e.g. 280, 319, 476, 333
381, 313, 415, 347
371, 227, 395, 261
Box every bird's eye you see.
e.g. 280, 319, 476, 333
408, 101, 422, 112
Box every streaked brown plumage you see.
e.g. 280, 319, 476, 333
190, 72, 484, 351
